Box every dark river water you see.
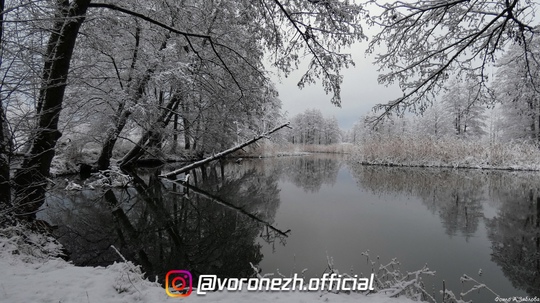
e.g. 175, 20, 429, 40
41, 154, 540, 301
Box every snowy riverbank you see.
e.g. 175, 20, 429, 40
0, 254, 420, 303
0, 225, 422, 303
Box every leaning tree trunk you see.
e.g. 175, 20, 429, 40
96, 70, 155, 170
160, 122, 291, 179
181, 101, 191, 150
96, 104, 132, 171
170, 111, 179, 153
95, 26, 141, 171
95, 32, 170, 170
119, 93, 181, 167
12, 0, 91, 220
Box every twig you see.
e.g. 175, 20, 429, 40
110, 245, 127, 262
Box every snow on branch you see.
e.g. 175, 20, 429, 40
88, 3, 245, 98
367, 0, 539, 117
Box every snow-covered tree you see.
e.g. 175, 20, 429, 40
322, 116, 341, 144
1, 0, 367, 218
493, 38, 540, 143
288, 109, 342, 145
442, 78, 487, 138
360, 112, 400, 138
10, 0, 92, 218
367, 0, 539, 117
416, 101, 452, 139
348, 120, 364, 144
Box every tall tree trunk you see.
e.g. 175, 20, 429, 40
537, 104, 540, 143
36, 0, 70, 115
529, 99, 537, 142
182, 102, 191, 150
171, 112, 178, 153
0, 0, 12, 210
17, 0, 71, 155
13, 0, 91, 220
0, 103, 10, 209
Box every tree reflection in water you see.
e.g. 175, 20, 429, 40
349, 165, 484, 239
42, 160, 285, 286
273, 155, 342, 192
486, 173, 540, 296
348, 164, 540, 296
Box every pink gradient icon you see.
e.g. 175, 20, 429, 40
166, 270, 193, 297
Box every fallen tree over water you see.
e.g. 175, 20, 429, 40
159, 122, 290, 179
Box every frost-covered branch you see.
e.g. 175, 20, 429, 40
367, 0, 539, 117
88, 2, 245, 98
266, 0, 366, 106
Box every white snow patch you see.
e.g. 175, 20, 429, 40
0, 255, 421, 303
0, 226, 420, 303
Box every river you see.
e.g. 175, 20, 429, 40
41, 154, 540, 301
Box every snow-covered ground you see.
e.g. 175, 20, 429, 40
0, 226, 419, 303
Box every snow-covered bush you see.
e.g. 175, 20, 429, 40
59, 167, 132, 191
353, 134, 540, 170
87, 168, 132, 188
250, 251, 497, 303
0, 224, 64, 263
0, 225, 168, 302
358, 251, 437, 302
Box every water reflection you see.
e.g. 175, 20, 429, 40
42, 162, 284, 284
349, 166, 485, 239
347, 164, 540, 297
272, 156, 342, 192
486, 174, 540, 296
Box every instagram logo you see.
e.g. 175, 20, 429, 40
166, 270, 193, 297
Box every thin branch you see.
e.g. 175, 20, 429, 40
271, 0, 339, 102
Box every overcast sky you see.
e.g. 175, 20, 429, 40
270, 43, 402, 130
